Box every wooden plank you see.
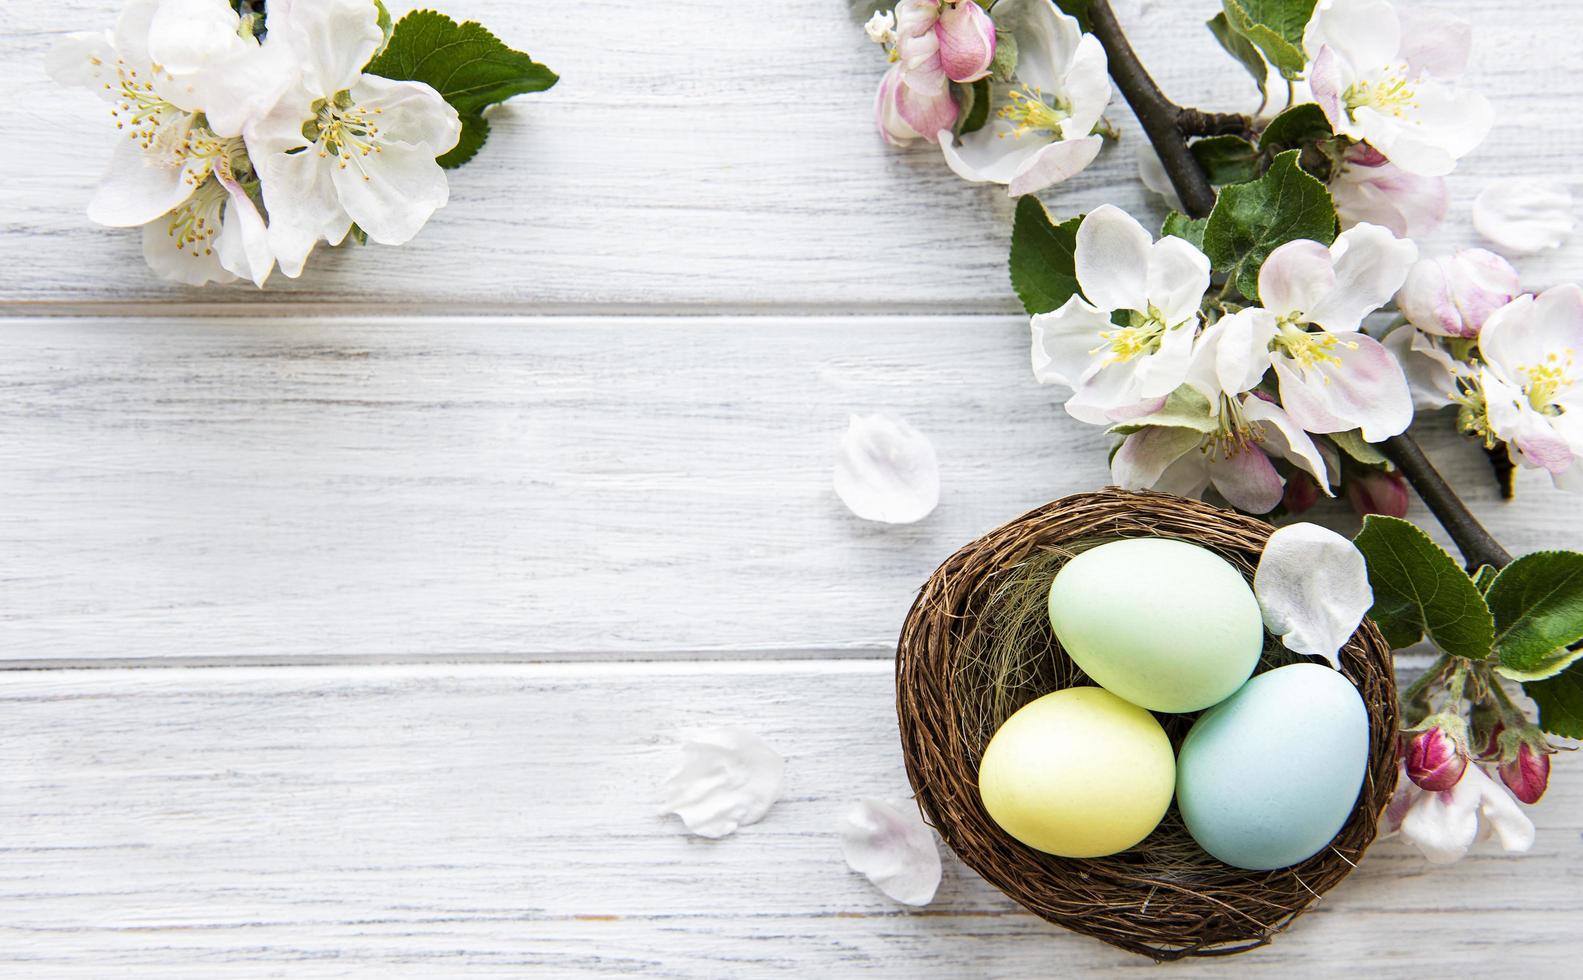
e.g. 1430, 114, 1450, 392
4, 315, 1576, 664
3, 0, 1577, 310
0, 661, 1576, 976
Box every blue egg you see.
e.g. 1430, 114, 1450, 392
1176, 663, 1370, 871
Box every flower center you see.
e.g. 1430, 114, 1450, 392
1344, 63, 1419, 118
998, 86, 1069, 139
1091, 306, 1177, 366
1205, 394, 1256, 458
102, 56, 186, 149
1274, 318, 1356, 373
158, 178, 228, 258
1520, 350, 1576, 412
304, 91, 386, 180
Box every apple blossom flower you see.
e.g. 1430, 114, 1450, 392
874, 62, 959, 147
939, 0, 1109, 196
1216, 224, 1418, 441
1384, 761, 1535, 864
1253, 522, 1372, 666
47, 0, 284, 285
1382, 325, 1466, 411
1397, 249, 1520, 339
935, 1, 997, 84
247, 0, 462, 277
1031, 206, 1209, 424
1305, 0, 1491, 177
1346, 467, 1409, 519
1476, 285, 1583, 491
1473, 178, 1577, 256
1406, 725, 1468, 792
1110, 389, 1330, 515
1328, 144, 1447, 238
1499, 740, 1551, 805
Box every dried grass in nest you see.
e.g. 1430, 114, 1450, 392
896, 488, 1399, 960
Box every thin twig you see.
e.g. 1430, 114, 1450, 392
1087, 0, 1217, 218
1380, 435, 1513, 571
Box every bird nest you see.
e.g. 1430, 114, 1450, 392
895, 488, 1399, 959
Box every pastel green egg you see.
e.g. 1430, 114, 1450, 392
977, 687, 1175, 858
1047, 538, 1264, 713
1176, 663, 1370, 870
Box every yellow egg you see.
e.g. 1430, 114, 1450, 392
977, 687, 1175, 857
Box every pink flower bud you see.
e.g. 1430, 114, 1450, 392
1282, 470, 1321, 514
1499, 741, 1551, 804
874, 63, 958, 146
935, 1, 996, 84
1397, 249, 1521, 339
1346, 469, 1410, 519
1407, 726, 1468, 793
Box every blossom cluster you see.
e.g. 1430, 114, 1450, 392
867, 0, 1111, 197
49, 0, 513, 287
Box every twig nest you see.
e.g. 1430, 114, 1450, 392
894, 489, 1398, 959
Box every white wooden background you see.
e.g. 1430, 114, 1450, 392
2, 0, 1580, 975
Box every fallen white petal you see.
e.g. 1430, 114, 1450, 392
1473, 178, 1575, 255
661, 727, 784, 838
841, 798, 942, 906
833, 414, 941, 524
1253, 523, 1373, 667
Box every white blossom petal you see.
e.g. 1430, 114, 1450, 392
88, 129, 206, 227
1186, 308, 1278, 398
1258, 239, 1336, 320
1111, 425, 1205, 491
840, 799, 942, 906
1005, 135, 1102, 197
1075, 204, 1151, 313
1473, 179, 1576, 255
833, 414, 941, 524
1305, 223, 1418, 333
1207, 442, 1284, 514
271, 0, 384, 95
1137, 146, 1184, 211
146, 0, 245, 75
1382, 326, 1463, 411
1254, 523, 1372, 667
661, 728, 785, 839
1146, 234, 1213, 327
1244, 394, 1331, 489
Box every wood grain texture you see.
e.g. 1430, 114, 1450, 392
2, 0, 1578, 311
4, 314, 1578, 663
0, 661, 1578, 977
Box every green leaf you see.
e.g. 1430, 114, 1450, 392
1207, 12, 1268, 98
1162, 212, 1209, 251
1259, 102, 1332, 152
1485, 551, 1583, 677
1203, 150, 1337, 301
1524, 662, 1583, 738
958, 78, 991, 136
1109, 386, 1218, 435
1498, 645, 1583, 682
1009, 197, 1083, 316
1191, 135, 1261, 185
366, 9, 559, 169
1329, 429, 1387, 465
1221, 0, 1317, 77
1353, 515, 1496, 660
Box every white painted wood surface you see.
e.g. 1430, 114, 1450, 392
2, 662, 1580, 978
3, 0, 1583, 974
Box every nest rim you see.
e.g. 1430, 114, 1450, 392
895, 488, 1399, 960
